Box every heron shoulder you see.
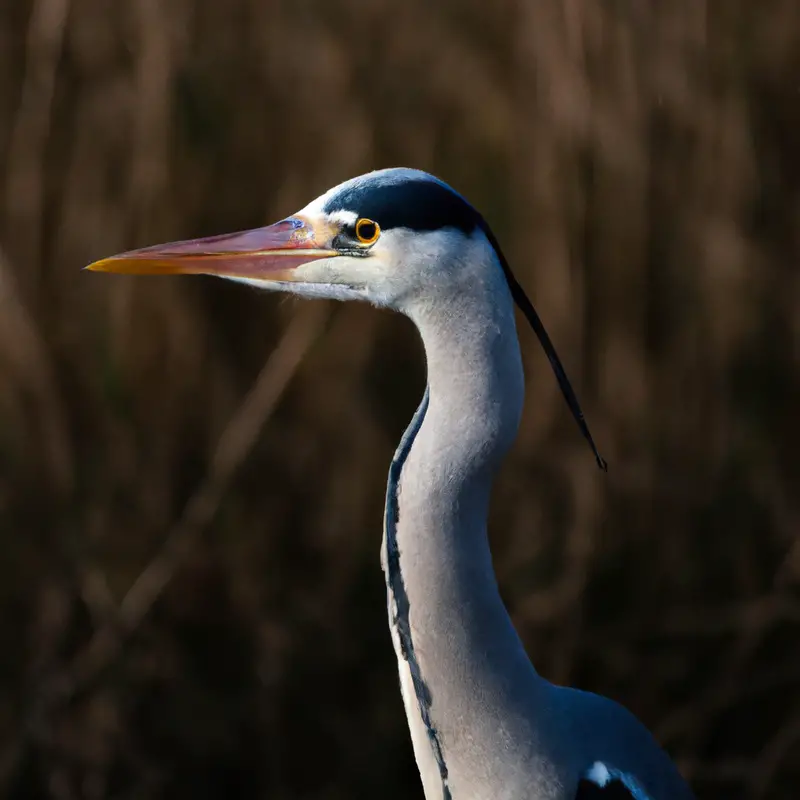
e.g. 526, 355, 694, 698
575, 762, 652, 800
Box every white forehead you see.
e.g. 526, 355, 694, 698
324, 209, 358, 226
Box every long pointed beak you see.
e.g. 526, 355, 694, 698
85, 216, 338, 280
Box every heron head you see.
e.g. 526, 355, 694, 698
85, 168, 495, 310
87, 167, 607, 470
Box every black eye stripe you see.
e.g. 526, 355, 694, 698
324, 178, 480, 234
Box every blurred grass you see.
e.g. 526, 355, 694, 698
1, 0, 799, 798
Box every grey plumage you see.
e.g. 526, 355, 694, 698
87, 167, 695, 800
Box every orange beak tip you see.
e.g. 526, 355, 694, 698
82, 256, 192, 276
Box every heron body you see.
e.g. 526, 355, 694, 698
88, 168, 695, 800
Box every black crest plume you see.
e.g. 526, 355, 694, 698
480, 220, 608, 472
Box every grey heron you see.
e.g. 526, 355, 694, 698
87, 168, 695, 800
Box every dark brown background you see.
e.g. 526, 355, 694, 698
1, 1, 799, 798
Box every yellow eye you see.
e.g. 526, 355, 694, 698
355, 218, 380, 245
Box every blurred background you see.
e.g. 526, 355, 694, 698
1, 0, 799, 798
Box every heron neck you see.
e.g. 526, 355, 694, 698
397, 284, 529, 649
402, 288, 524, 562
384, 278, 543, 798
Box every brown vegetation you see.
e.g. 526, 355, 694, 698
1, 1, 799, 798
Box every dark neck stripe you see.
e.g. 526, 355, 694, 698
383, 386, 452, 800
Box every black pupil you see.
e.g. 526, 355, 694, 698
358, 221, 376, 241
